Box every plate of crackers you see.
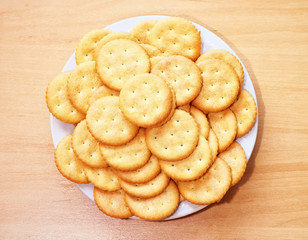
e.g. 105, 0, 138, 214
46, 15, 258, 221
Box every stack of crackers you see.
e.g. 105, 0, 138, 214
46, 17, 257, 220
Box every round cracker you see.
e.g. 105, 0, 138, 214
119, 73, 174, 128
93, 32, 138, 60
84, 166, 120, 191
120, 171, 170, 199
208, 129, 219, 162
140, 43, 162, 57
99, 129, 151, 171
72, 120, 107, 168
178, 157, 231, 205
115, 155, 161, 184
130, 20, 158, 44
159, 136, 212, 181
230, 89, 257, 138
208, 109, 237, 153
192, 59, 240, 113
190, 106, 210, 139
46, 72, 84, 124
96, 39, 150, 91
125, 180, 179, 220
152, 55, 202, 106
94, 188, 133, 219
89, 85, 119, 106
196, 49, 244, 87
149, 17, 201, 61
86, 96, 139, 146
146, 110, 199, 161
218, 141, 247, 186
75, 29, 111, 65
54, 134, 88, 183
67, 61, 103, 114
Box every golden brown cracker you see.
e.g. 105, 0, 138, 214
72, 120, 107, 168
178, 157, 231, 205
149, 17, 201, 61
120, 171, 169, 199
96, 39, 150, 91
75, 29, 111, 65
86, 96, 139, 146
190, 106, 210, 139
230, 89, 257, 138
218, 141, 247, 186
67, 61, 103, 114
192, 59, 240, 113
146, 110, 199, 161
125, 180, 180, 220
130, 20, 158, 44
152, 55, 202, 106
159, 136, 212, 181
115, 155, 160, 184
89, 85, 119, 106
196, 49, 244, 87
208, 129, 219, 162
119, 73, 174, 127
100, 129, 151, 171
94, 188, 133, 219
85, 166, 121, 191
208, 109, 237, 153
46, 72, 84, 124
54, 134, 88, 184
93, 32, 138, 60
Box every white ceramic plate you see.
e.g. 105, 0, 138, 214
50, 15, 258, 220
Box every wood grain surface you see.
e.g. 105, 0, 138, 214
1, 0, 308, 239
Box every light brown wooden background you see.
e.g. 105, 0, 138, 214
1, 0, 308, 239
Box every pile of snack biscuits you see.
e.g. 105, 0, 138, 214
46, 17, 257, 220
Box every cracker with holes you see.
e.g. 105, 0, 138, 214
208, 108, 237, 153
192, 59, 240, 113
140, 43, 162, 58
119, 73, 174, 127
130, 20, 158, 44
208, 129, 219, 162
159, 136, 212, 181
100, 129, 151, 171
218, 141, 247, 186
125, 180, 179, 220
94, 32, 138, 60
75, 29, 111, 65
115, 155, 161, 184
190, 106, 210, 139
149, 17, 201, 60
46, 72, 84, 124
55, 134, 88, 183
152, 55, 202, 106
178, 157, 231, 204
89, 85, 119, 106
96, 39, 150, 91
67, 61, 103, 114
196, 49, 244, 87
86, 96, 139, 145
146, 110, 199, 161
230, 89, 257, 138
84, 166, 121, 191
120, 171, 170, 198
72, 120, 107, 168
94, 188, 133, 218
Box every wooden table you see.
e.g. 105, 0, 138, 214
1, 0, 308, 239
